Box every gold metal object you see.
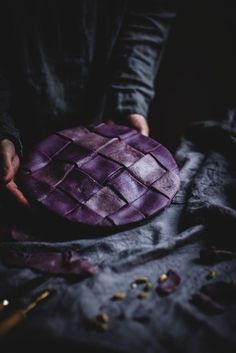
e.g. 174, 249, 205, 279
88, 318, 108, 331
133, 276, 149, 284
144, 281, 153, 292
0, 299, 9, 313
158, 274, 168, 283
112, 292, 126, 300
0, 289, 54, 337
207, 271, 216, 280
138, 291, 150, 300
97, 312, 109, 324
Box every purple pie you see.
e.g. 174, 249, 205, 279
19, 123, 180, 229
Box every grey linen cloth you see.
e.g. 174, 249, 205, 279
0, 112, 235, 353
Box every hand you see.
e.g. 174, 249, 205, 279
0, 139, 29, 207
127, 114, 149, 136
107, 114, 149, 136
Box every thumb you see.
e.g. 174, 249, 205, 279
127, 114, 149, 136
5, 180, 30, 208
0, 139, 16, 184
0, 152, 15, 184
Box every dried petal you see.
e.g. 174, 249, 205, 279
88, 318, 108, 331
138, 291, 150, 300
191, 281, 236, 315
201, 281, 236, 304
112, 292, 126, 300
191, 293, 224, 314
97, 312, 109, 324
200, 247, 235, 263
144, 281, 153, 291
133, 276, 149, 284
157, 269, 181, 296
0, 249, 98, 277
206, 271, 216, 280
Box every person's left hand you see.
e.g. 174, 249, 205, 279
0, 139, 30, 207
107, 114, 150, 136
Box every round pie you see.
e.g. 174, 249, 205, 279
19, 123, 180, 229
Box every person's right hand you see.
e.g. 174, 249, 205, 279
0, 139, 29, 207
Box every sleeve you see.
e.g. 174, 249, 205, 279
0, 3, 22, 156
105, 0, 177, 121
0, 71, 23, 156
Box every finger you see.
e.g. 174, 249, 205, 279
5, 180, 30, 207
0, 140, 16, 184
0, 154, 15, 184
105, 116, 149, 136
12, 154, 20, 175
140, 124, 149, 136
135, 120, 149, 136
128, 115, 150, 136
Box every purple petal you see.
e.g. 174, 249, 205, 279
0, 249, 98, 277
157, 269, 181, 295
200, 247, 236, 263
201, 282, 236, 304
191, 292, 225, 314
191, 281, 236, 315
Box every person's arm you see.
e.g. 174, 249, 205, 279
105, 0, 177, 133
0, 72, 23, 155
0, 71, 29, 206
0, 71, 21, 183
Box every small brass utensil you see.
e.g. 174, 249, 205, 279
0, 289, 55, 337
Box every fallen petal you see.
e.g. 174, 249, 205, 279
191, 292, 224, 314
157, 269, 181, 295
200, 247, 236, 263
0, 249, 98, 276
201, 281, 236, 304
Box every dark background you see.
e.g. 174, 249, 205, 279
149, 1, 236, 151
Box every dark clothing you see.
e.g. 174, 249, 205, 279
0, 0, 176, 154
